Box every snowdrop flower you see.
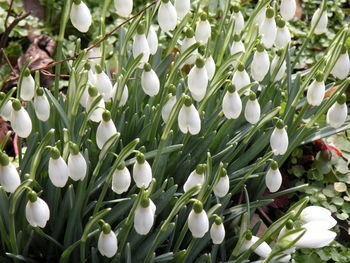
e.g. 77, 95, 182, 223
34, 88, 50, 122
327, 94, 348, 128
205, 55, 215, 80
133, 153, 152, 189
210, 216, 225, 244
270, 120, 288, 155
10, 99, 32, 138
88, 47, 101, 69
241, 232, 272, 258
280, 0, 296, 21
20, 69, 35, 101
311, 8, 328, 35
306, 72, 325, 106
111, 83, 129, 107
188, 58, 208, 101
86, 86, 105, 122
94, 65, 113, 101
275, 17, 291, 49
134, 198, 156, 235
265, 160, 282, 193
195, 13, 211, 44
213, 167, 229, 198
0, 152, 20, 193
133, 24, 150, 67
178, 96, 201, 135
270, 50, 287, 82
162, 85, 177, 123
300, 206, 337, 229
183, 164, 206, 194
244, 92, 260, 124
141, 63, 160, 96
70, 0, 92, 33
251, 43, 270, 82
188, 201, 209, 238
48, 147, 68, 188
175, 0, 190, 20
67, 143, 87, 181
158, 0, 177, 32
255, 6, 266, 30
260, 7, 277, 49
0, 92, 12, 121
232, 5, 244, 34
114, 0, 133, 17
112, 161, 131, 194
331, 47, 350, 79
222, 83, 242, 120
25, 191, 50, 228
232, 63, 250, 92
98, 223, 118, 257
147, 25, 158, 55
181, 28, 198, 65
230, 34, 245, 66
96, 111, 117, 150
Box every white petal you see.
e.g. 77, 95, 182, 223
260, 18, 277, 49
213, 175, 230, 198
1, 100, 12, 121
307, 80, 325, 106
0, 163, 20, 193
162, 96, 176, 123
141, 70, 160, 96
210, 223, 225, 244
98, 231, 118, 257
20, 75, 35, 101
88, 48, 101, 68
183, 170, 204, 194
114, 0, 133, 17
188, 66, 208, 102
292, 228, 336, 248
175, 0, 190, 20
280, 0, 296, 21
300, 206, 333, 224
158, 2, 177, 32
96, 120, 117, 150
134, 203, 155, 235
233, 12, 245, 34
195, 20, 211, 44
178, 104, 201, 135
147, 25, 158, 55
232, 70, 250, 91
205, 56, 216, 80
133, 34, 150, 66
34, 94, 50, 122
112, 167, 131, 194
132, 161, 152, 188
265, 168, 282, 192
275, 26, 291, 49
112, 84, 129, 107
255, 7, 266, 30
188, 210, 209, 238
181, 37, 197, 65
327, 102, 348, 128
95, 72, 113, 101
222, 91, 242, 119
25, 198, 50, 228
86, 96, 105, 122
311, 9, 328, 35
244, 99, 260, 124
48, 157, 68, 187
270, 128, 288, 155
251, 50, 270, 82
241, 236, 272, 258
303, 219, 337, 231
11, 108, 32, 138
270, 56, 287, 82
68, 153, 87, 181
331, 52, 350, 79
70, 2, 92, 33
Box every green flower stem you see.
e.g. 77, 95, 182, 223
216, 13, 235, 66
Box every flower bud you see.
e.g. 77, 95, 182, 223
112, 162, 131, 194
280, 0, 296, 21
195, 13, 211, 44
331, 48, 350, 79
25, 192, 50, 228
70, 1, 92, 33
86, 86, 105, 122
232, 5, 244, 34
95, 65, 113, 101
141, 64, 160, 96
162, 94, 177, 123
251, 44, 270, 81
175, 0, 190, 20
178, 97, 201, 135
158, 0, 177, 32
275, 18, 291, 49
241, 235, 272, 258
0, 152, 20, 193
134, 198, 156, 235
213, 168, 229, 198
188, 58, 208, 102
114, 0, 133, 17
210, 217, 225, 244
68, 143, 87, 181
232, 64, 250, 91
270, 120, 288, 155
96, 111, 117, 150
326, 94, 348, 128
48, 148, 68, 188
230, 35, 245, 66
223, 84, 242, 119
188, 201, 209, 238
34, 88, 50, 122
265, 161, 282, 192
244, 93, 261, 124
147, 25, 158, 55
0, 95, 12, 121
133, 153, 152, 188
98, 224, 118, 257
205, 55, 216, 80
300, 206, 336, 228
260, 7, 277, 48
311, 8, 328, 35
133, 24, 150, 68
270, 52, 287, 81
20, 70, 35, 101
306, 73, 325, 106
183, 164, 205, 195
11, 99, 32, 138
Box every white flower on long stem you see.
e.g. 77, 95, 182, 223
20, 69, 35, 101
34, 88, 50, 122
327, 94, 348, 128
300, 206, 337, 229
96, 111, 117, 150
70, 0, 92, 33
67, 143, 87, 181
270, 120, 288, 155
306, 72, 325, 106
111, 83, 129, 107
134, 198, 156, 235
260, 7, 277, 49
251, 43, 270, 82
112, 161, 131, 194
255, 6, 266, 30
222, 84, 242, 120
133, 24, 150, 67
98, 223, 118, 258
188, 201, 209, 238
232, 5, 244, 34
205, 55, 215, 80
241, 233, 272, 258
280, 0, 296, 21
270, 51, 287, 82
147, 25, 158, 55
213, 168, 230, 198
275, 18, 291, 49
311, 8, 328, 35
244, 92, 261, 124
133, 153, 152, 189
88, 47, 101, 69
210, 216, 225, 244
0, 152, 20, 193
48, 147, 68, 188
178, 96, 201, 135
195, 13, 211, 44
158, 0, 177, 32
10, 99, 32, 138
86, 86, 105, 122
114, 0, 133, 17
230, 35, 245, 66
232, 63, 250, 92
188, 58, 208, 102
0, 94, 12, 121
141, 63, 160, 96
25, 191, 50, 228
183, 164, 206, 194
94, 65, 113, 101
331, 48, 350, 79
175, 0, 190, 20
162, 86, 177, 123
181, 28, 198, 65
265, 160, 282, 193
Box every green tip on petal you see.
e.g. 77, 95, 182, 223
340, 46, 347, 54
256, 42, 265, 52
140, 198, 150, 208
88, 86, 98, 97
184, 96, 193, 107
245, 230, 252, 240
316, 71, 324, 82
137, 23, 146, 35
195, 164, 205, 174
249, 92, 256, 101
168, 84, 177, 95
214, 216, 222, 225
36, 87, 44, 96
117, 161, 126, 170
227, 83, 236, 93
286, 219, 294, 230
200, 12, 208, 21
221, 167, 227, 177
0, 152, 10, 166
276, 49, 284, 57
270, 160, 278, 170
143, 63, 152, 72
12, 99, 21, 111
266, 7, 274, 18
195, 57, 205, 68
50, 147, 61, 160
102, 111, 111, 122
69, 142, 80, 155
276, 119, 284, 129
95, 64, 103, 74
233, 34, 240, 42
24, 69, 31, 77
337, 94, 347, 104
102, 223, 111, 234
84, 63, 91, 71
185, 28, 194, 38
28, 191, 37, 203
232, 4, 240, 13
73, 0, 82, 4
276, 17, 286, 28
193, 200, 203, 213
237, 63, 245, 72
136, 153, 145, 164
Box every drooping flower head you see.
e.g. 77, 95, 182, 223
265, 160, 282, 193
98, 223, 118, 257
34, 87, 50, 122
195, 12, 211, 44
178, 95, 201, 135
188, 200, 209, 238
134, 197, 156, 235
68, 142, 87, 181
11, 99, 32, 138
188, 57, 208, 102
25, 191, 50, 228
48, 147, 69, 188
210, 216, 225, 244
0, 152, 20, 193
223, 83, 242, 120
327, 94, 348, 129
112, 161, 131, 194
133, 152, 152, 189
307, 71, 325, 106
270, 119, 289, 155
70, 0, 92, 33
96, 110, 118, 150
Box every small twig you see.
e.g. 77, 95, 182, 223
1, 48, 15, 73
4, 0, 15, 29
40, 70, 70, 78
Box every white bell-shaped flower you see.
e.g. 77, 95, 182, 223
270, 51, 287, 82
10, 99, 32, 138
311, 8, 328, 35
34, 88, 50, 122
306, 72, 325, 106
230, 35, 245, 67
300, 206, 337, 229
255, 6, 266, 30
205, 55, 215, 80
158, 0, 177, 32
241, 234, 272, 258
147, 25, 158, 55
70, 0, 92, 33
244, 92, 261, 124
232, 63, 250, 92
183, 164, 206, 194
222, 84, 242, 120
67, 143, 87, 181
178, 96, 201, 135
213, 168, 230, 198
327, 94, 348, 129
86, 86, 105, 122
181, 28, 198, 65
88, 47, 101, 69
111, 83, 129, 107
134, 198, 156, 235
114, 0, 133, 17
188, 58, 208, 102
133, 153, 152, 189
112, 161, 131, 194
96, 111, 117, 150
188, 201, 209, 238
232, 5, 244, 34
162, 86, 177, 123
280, 0, 296, 21
98, 223, 118, 258
251, 43, 270, 81
275, 18, 291, 49
20, 70, 35, 101
260, 7, 277, 49
25, 191, 50, 228
175, 0, 190, 20
0, 96, 12, 121
210, 217, 225, 244
80, 67, 93, 107
94, 65, 113, 101
133, 24, 150, 67
195, 13, 211, 44
270, 120, 288, 155
141, 63, 160, 96
0, 152, 20, 193
265, 161, 282, 193
48, 147, 68, 188
331, 48, 350, 79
